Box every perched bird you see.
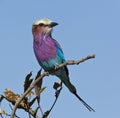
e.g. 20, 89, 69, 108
32, 18, 95, 112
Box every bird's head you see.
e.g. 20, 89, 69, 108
32, 18, 58, 36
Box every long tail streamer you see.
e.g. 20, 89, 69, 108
73, 92, 95, 112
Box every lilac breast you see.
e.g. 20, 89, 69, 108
33, 35, 56, 62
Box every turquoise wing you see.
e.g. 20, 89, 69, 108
53, 39, 66, 63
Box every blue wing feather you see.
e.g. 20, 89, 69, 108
53, 39, 66, 62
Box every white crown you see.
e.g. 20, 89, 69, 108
33, 18, 52, 26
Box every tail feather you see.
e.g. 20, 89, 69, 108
56, 67, 95, 112
60, 75, 95, 112
73, 92, 95, 112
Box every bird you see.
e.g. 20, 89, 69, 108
32, 18, 95, 112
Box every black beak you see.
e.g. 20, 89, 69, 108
50, 22, 58, 27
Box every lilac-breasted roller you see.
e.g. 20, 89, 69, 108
32, 18, 95, 112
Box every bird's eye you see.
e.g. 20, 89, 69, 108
39, 23, 44, 26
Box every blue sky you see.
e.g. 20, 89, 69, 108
0, 0, 120, 118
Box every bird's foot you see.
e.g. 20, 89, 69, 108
54, 65, 60, 70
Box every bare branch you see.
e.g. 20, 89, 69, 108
54, 54, 95, 70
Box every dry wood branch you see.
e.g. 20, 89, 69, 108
10, 54, 95, 118
54, 54, 95, 70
